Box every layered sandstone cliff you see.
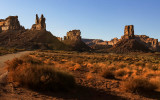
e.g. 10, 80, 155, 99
64, 30, 81, 41
0, 16, 24, 32
63, 30, 91, 51
135, 35, 159, 51
121, 25, 134, 40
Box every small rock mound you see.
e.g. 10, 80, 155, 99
109, 39, 151, 53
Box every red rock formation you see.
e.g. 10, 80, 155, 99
121, 25, 134, 39
0, 16, 24, 32
31, 14, 46, 30
135, 35, 159, 51
64, 30, 81, 41
107, 38, 119, 45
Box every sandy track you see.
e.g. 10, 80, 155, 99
0, 51, 33, 75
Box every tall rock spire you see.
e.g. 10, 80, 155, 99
121, 25, 135, 39
31, 14, 46, 30
35, 14, 39, 24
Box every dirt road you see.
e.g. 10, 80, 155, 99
0, 51, 33, 75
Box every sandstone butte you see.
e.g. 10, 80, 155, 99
0, 14, 159, 52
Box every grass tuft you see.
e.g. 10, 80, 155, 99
6, 56, 75, 91
122, 77, 158, 93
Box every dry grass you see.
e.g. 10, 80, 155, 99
101, 68, 115, 79
5, 51, 160, 96
0, 47, 24, 55
115, 69, 128, 77
122, 77, 158, 93
6, 56, 75, 91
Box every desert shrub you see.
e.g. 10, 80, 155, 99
6, 57, 75, 91
72, 57, 84, 64
122, 77, 158, 93
20, 55, 41, 64
135, 61, 145, 67
150, 65, 159, 71
150, 77, 160, 90
8, 48, 17, 53
102, 69, 115, 79
90, 64, 102, 73
115, 69, 127, 77
6, 58, 23, 71
118, 63, 127, 68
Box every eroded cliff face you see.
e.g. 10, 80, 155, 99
82, 25, 160, 52
107, 38, 119, 46
0, 16, 24, 32
31, 14, 46, 30
121, 25, 134, 40
120, 25, 159, 51
64, 30, 81, 41
135, 35, 159, 51
63, 30, 91, 51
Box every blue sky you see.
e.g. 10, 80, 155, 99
0, 0, 160, 41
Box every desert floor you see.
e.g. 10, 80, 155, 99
0, 50, 160, 100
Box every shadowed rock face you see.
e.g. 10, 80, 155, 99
135, 35, 159, 51
64, 30, 81, 41
31, 14, 46, 30
63, 30, 91, 51
0, 16, 24, 32
121, 25, 135, 39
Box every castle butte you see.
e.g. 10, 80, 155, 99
57, 30, 82, 42
0, 16, 24, 32
60, 30, 91, 51
31, 14, 46, 30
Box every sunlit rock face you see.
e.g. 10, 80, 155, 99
121, 25, 135, 40
0, 16, 23, 32
64, 30, 81, 41
31, 14, 46, 30
107, 38, 119, 46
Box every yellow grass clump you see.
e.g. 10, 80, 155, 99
6, 56, 75, 91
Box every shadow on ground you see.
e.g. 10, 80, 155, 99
138, 91, 160, 100
39, 85, 126, 100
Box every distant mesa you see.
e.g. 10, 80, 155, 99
0, 16, 24, 32
31, 14, 46, 31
